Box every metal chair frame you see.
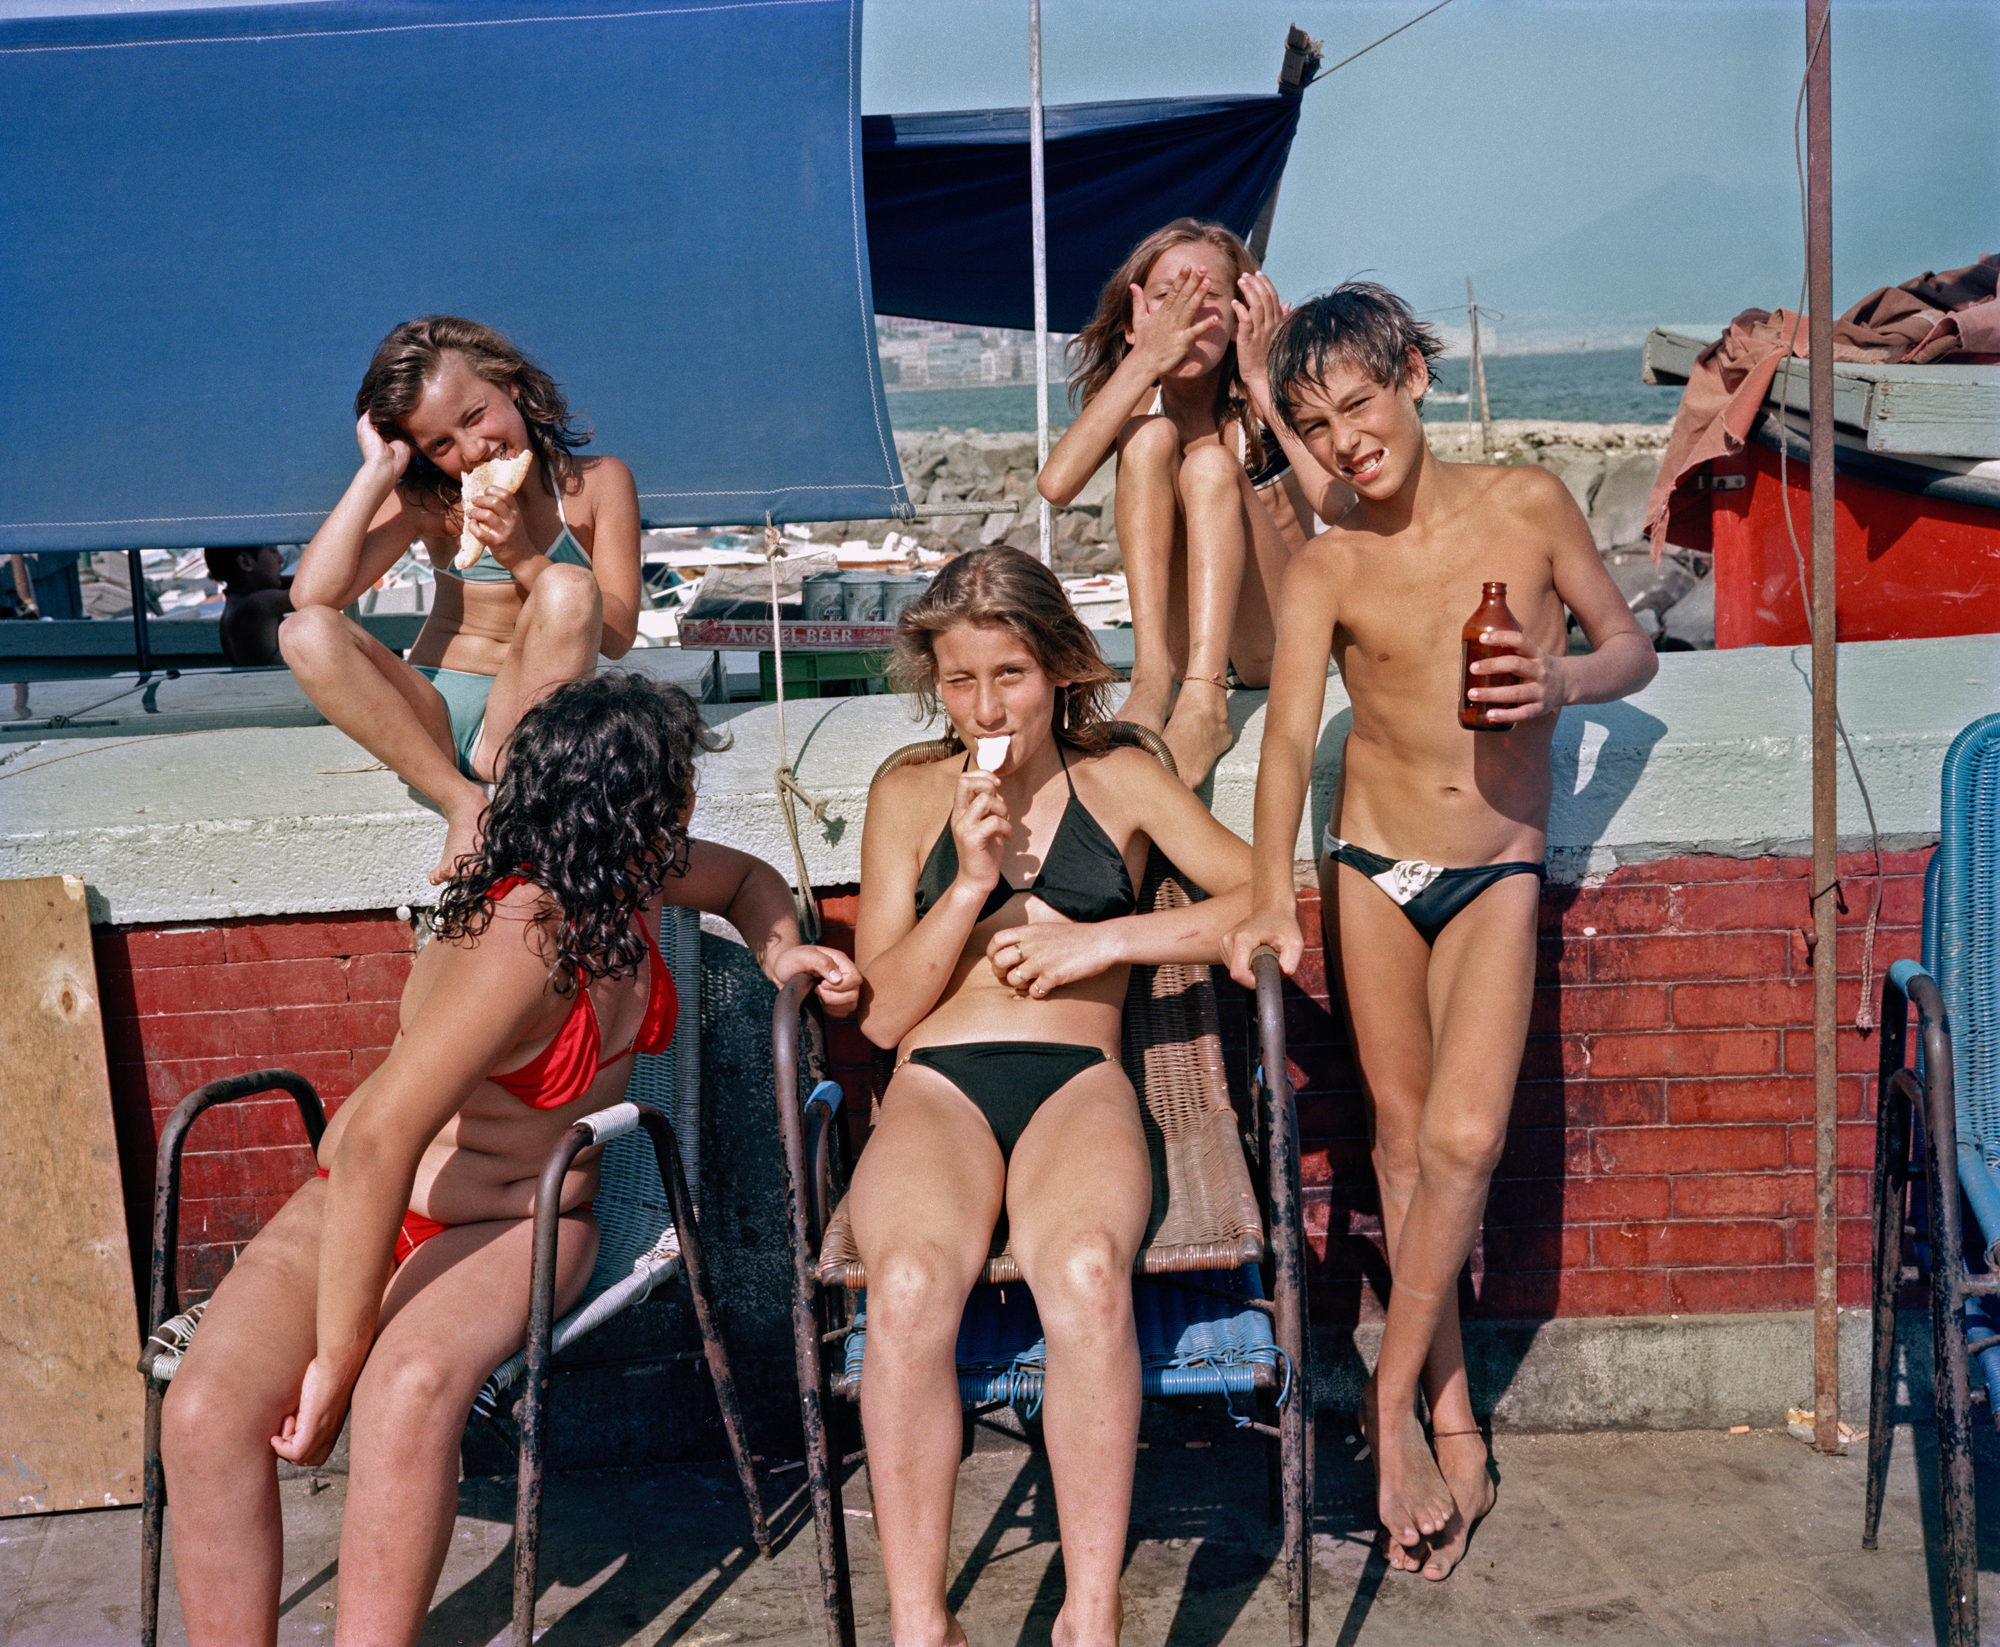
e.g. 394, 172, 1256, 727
1865, 963, 1981, 1647
1864, 710, 2000, 1647
138, 1075, 766, 1647
768, 810, 1312, 1647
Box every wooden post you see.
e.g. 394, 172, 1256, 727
1247, 26, 1321, 265
1805, 0, 1840, 1455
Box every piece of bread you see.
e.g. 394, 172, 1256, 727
455, 450, 534, 569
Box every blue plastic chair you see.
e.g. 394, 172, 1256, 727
1865, 711, 2000, 1647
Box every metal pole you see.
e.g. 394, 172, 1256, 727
1805, 0, 1840, 1455
128, 548, 153, 676
1029, 0, 1051, 565
1246, 26, 1320, 265
1467, 277, 1490, 457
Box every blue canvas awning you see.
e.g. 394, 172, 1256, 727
862, 94, 1303, 335
0, 0, 909, 549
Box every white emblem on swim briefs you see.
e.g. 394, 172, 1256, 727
1374, 858, 1443, 905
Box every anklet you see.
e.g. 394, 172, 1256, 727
1430, 1428, 1484, 1438
1180, 672, 1227, 690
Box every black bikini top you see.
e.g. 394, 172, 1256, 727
912, 742, 1138, 926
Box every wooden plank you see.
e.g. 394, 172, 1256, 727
1644, 329, 2000, 459
1640, 328, 1714, 385
0, 874, 144, 1514
1764, 363, 1875, 432
1867, 373, 2000, 460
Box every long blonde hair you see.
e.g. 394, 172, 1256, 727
1066, 218, 1264, 469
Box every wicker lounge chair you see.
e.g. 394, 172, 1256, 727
1865, 710, 2000, 1647
137, 907, 764, 1647
772, 726, 1313, 1647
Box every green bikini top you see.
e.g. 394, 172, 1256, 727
445, 463, 592, 583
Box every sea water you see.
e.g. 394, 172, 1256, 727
884, 347, 1683, 433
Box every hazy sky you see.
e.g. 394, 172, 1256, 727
862, 0, 1999, 347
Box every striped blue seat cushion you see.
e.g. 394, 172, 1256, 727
838, 1265, 1284, 1409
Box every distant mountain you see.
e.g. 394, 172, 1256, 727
1426, 165, 2000, 352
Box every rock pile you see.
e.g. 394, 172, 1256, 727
801, 418, 1714, 645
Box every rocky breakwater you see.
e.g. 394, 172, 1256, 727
803, 431, 1124, 574
801, 419, 1711, 646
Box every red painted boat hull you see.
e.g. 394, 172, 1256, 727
1699, 440, 2000, 647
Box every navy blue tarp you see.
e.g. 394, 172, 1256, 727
0, 0, 908, 549
862, 95, 1303, 335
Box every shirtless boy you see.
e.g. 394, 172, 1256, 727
1222, 283, 1657, 1579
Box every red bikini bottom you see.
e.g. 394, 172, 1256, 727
313, 1169, 592, 1267
315, 1169, 448, 1265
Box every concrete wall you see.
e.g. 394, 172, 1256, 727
12, 631, 1993, 1434
11, 634, 1986, 923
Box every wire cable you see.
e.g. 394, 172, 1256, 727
1303, 0, 1459, 87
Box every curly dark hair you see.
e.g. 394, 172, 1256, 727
885, 547, 1118, 753
1265, 281, 1446, 433
431, 673, 726, 993
354, 315, 592, 517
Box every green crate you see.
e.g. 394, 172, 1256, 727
758, 648, 889, 700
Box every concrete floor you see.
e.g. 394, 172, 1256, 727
5, 1422, 1997, 1646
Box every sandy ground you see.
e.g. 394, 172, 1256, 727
6, 1420, 1996, 1646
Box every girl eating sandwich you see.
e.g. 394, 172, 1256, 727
282, 315, 642, 883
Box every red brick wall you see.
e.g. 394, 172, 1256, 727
92, 849, 1925, 1326
93, 912, 416, 1305
813, 850, 1927, 1324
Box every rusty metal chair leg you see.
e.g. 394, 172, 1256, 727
1254, 948, 1313, 1647
139, 1070, 325, 1647
651, 1107, 770, 1556
140, 1380, 166, 1647
511, 1103, 770, 1645
1918, 1046, 1980, 1647
1865, 972, 1916, 1551
511, 1122, 583, 1646
776, 975, 856, 1647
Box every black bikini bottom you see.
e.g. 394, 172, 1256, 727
906, 1041, 1108, 1161
1326, 837, 1544, 946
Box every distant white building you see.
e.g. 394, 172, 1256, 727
875, 317, 1073, 391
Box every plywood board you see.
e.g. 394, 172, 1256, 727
0, 874, 143, 1514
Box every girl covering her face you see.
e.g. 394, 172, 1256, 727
1037, 220, 1345, 789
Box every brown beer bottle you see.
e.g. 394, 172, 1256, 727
1459, 581, 1521, 731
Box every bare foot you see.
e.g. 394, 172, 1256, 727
1052, 1597, 1120, 1647
1418, 1428, 1496, 1581
890, 1611, 968, 1647
431, 799, 485, 886
1161, 678, 1233, 788
1359, 1381, 1455, 1565
1116, 673, 1173, 734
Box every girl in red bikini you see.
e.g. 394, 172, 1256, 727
159, 672, 855, 1646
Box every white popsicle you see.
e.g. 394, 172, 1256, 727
975, 735, 1011, 773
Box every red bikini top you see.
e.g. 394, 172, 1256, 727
485, 875, 679, 1111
